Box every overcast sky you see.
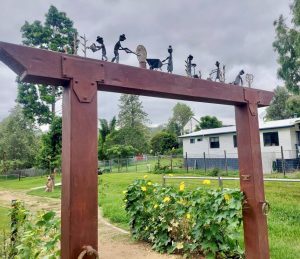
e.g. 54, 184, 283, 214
0, 0, 291, 127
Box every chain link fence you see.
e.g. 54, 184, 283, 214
98, 147, 300, 175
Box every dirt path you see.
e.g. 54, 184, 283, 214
0, 189, 181, 259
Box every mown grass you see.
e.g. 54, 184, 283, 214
0, 175, 61, 190
0, 206, 9, 231
2, 171, 300, 258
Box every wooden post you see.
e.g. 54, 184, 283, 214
224, 150, 228, 175
203, 152, 207, 174
170, 155, 173, 172
185, 152, 188, 173
281, 146, 286, 176
235, 90, 270, 259
61, 80, 98, 258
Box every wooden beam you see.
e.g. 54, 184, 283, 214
0, 41, 274, 106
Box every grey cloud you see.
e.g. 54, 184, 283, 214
0, 0, 292, 125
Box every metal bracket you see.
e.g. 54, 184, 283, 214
261, 201, 270, 215
241, 174, 251, 181
62, 56, 105, 103
244, 88, 260, 116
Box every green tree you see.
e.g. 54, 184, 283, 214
17, 5, 78, 124
286, 95, 300, 117
105, 127, 149, 154
98, 117, 117, 160
0, 105, 40, 170
196, 116, 223, 130
118, 94, 148, 128
36, 116, 62, 169
168, 103, 194, 135
105, 145, 137, 159
115, 94, 150, 153
266, 86, 293, 120
273, 1, 300, 95
150, 132, 178, 155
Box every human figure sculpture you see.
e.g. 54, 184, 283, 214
96, 36, 107, 61
111, 34, 137, 63
162, 45, 173, 73
89, 36, 107, 61
185, 55, 193, 77
209, 61, 226, 82
233, 70, 245, 86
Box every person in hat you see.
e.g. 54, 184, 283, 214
185, 55, 194, 77
162, 45, 173, 73
111, 34, 127, 63
233, 70, 245, 86
96, 36, 108, 61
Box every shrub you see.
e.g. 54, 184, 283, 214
124, 179, 244, 258
0, 201, 60, 259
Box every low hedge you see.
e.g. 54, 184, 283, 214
124, 178, 244, 258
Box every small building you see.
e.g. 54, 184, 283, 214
179, 118, 300, 173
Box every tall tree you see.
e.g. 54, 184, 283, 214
266, 86, 293, 120
118, 94, 148, 128
36, 116, 62, 169
150, 132, 178, 155
286, 95, 300, 117
168, 103, 194, 135
273, 0, 300, 95
0, 105, 40, 169
98, 117, 117, 160
196, 115, 223, 130
17, 5, 77, 124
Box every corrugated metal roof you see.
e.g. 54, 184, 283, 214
179, 118, 300, 138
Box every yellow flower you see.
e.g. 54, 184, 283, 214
122, 190, 127, 194
141, 186, 147, 192
168, 174, 173, 177
203, 179, 211, 185
143, 175, 148, 179
124, 199, 127, 202
147, 181, 152, 186
186, 213, 191, 220
163, 196, 170, 203
176, 242, 184, 250
154, 204, 158, 209
224, 193, 231, 202
179, 181, 185, 192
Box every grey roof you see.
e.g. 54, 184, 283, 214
179, 118, 300, 138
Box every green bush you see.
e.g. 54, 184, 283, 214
124, 179, 244, 258
0, 201, 60, 259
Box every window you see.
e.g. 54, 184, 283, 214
263, 132, 279, 146
233, 135, 237, 148
190, 138, 195, 144
197, 136, 203, 142
210, 136, 219, 148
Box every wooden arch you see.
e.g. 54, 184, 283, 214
0, 42, 273, 259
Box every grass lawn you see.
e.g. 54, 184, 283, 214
0, 206, 10, 231
2, 171, 300, 258
0, 175, 61, 190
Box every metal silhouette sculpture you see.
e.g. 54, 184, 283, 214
233, 70, 245, 86
111, 34, 137, 63
89, 36, 107, 61
245, 73, 254, 88
209, 61, 226, 82
185, 55, 194, 77
162, 45, 173, 73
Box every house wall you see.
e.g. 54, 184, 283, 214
182, 125, 299, 173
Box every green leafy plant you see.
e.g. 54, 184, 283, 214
124, 179, 244, 258
1, 201, 60, 259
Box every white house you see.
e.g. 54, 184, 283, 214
179, 118, 300, 173
183, 117, 200, 134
